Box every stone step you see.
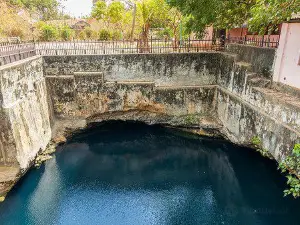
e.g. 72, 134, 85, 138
250, 87, 300, 130
155, 84, 217, 90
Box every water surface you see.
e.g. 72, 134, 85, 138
0, 121, 300, 225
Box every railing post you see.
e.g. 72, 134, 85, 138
150, 36, 152, 53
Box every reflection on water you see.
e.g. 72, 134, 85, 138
0, 121, 300, 225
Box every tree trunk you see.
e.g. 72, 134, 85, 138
139, 22, 150, 53
173, 27, 178, 50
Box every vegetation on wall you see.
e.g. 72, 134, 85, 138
251, 137, 300, 198
251, 136, 273, 159
278, 144, 300, 198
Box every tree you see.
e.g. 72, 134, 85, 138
39, 24, 58, 41
136, 0, 169, 51
92, 1, 126, 28
169, 0, 300, 35
168, 0, 254, 36
248, 0, 300, 34
92, 1, 107, 21
60, 25, 74, 40
10, 0, 62, 20
166, 7, 182, 48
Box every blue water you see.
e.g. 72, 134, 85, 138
0, 121, 300, 225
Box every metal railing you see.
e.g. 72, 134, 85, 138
0, 42, 36, 66
0, 36, 280, 66
35, 38, 224, 56
226, 36, 279, 48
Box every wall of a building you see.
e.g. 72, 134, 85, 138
227, 28, 247, 38
273, 22, 300, 89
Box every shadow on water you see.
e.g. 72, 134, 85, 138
0, 121, 300, 225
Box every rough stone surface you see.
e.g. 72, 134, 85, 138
2, 47, 300, 199
0, 56, 52, 170
43, 53, 221, 86
226, 43, 276, 78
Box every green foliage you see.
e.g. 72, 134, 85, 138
257, 148, 273, 158
184, 114, 199, 125
248, 0, 300, 34
39, 24, 58, 41
59, 26, 73, 41
77, 31, 87, 40
9, 0, 62, 20
278, 144, 300, 198
99, 29, 111, 40
251, 136, 273, 159
284, 175, 300, 198
278, 145, 300, 176
92, 1, 107, 21
92, 1, 125, 25
293, 144, 300, 157
168, 0, 251, 36
169, 0, 300, 35
252, 136, 261, 146
107, 1, 125, 24
111, 30, 122, 40
157, 28, 173, 39
82, 27, 98, 40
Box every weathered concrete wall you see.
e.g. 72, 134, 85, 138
0, 56, 52, 169
42, 52, 300, 162
217, 87, 300, 161
43, 52, 300, 164
1, 50, 300, 175
46, 74, 218, 124
226, 44, 276, 78
43, 53, 221, 86
3, 50, 300, 199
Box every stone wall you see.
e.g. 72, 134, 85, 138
43, 53, 221, 86
3, 49, 300, 199
1, 49, 299, 171
44, 52, 300, 164
0, 56, 52, 169
226, 43, 276, 78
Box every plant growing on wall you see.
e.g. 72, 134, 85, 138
278, 144, 300, 198
251, 136, 273, 159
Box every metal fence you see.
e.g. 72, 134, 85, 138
0, 36, 280, 66
35, 38, 225, 56
0, 42, 36, 66
226, 36, 279, 48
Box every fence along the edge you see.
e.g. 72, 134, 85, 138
0, 42, 36, 66
0, 37, 279, 66
34, 38, 224, 55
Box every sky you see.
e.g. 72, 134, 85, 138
61, 0, 93, 18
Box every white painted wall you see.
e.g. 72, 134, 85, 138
273, 23, 300, 89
